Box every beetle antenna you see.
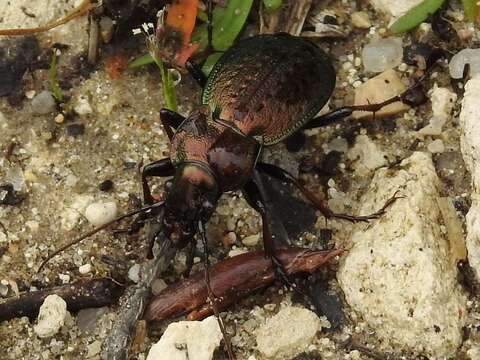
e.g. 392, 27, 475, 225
37, 201, 165, 273
199, 221, 236, 360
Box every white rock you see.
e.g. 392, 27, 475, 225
430, 85, 457, 119
128, 263, 140, 283
256, 306, 320, 359
427, 139, 445, 153
338, 152, 466, 358
242, 233, 261, 247
34, 295, 68, 338
61, 194, 94, 230
459, 76, 480, 280
79, 263, 92, 274
419, 85, 457, 136
74, 96, 93, 115
351, 11, 371, 29
347, 135, 387, 176
86, 340, 102, 358
146, 316, 222, 360
362, 37, 403, 73
369, 0, 424, 19
84, 201, 118, 227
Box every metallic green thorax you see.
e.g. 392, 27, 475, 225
202, 34, 336, 145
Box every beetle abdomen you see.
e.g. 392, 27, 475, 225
202, 34, 336, 145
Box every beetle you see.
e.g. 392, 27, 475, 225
38, 32, 405, 277
139, 33, 405, 277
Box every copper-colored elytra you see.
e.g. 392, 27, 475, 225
144, 247, 343, 322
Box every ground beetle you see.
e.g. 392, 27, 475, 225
140, 33, 405, 277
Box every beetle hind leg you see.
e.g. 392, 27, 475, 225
256, 162, 402, 223
243, 172, 305, 293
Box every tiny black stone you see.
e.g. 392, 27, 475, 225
66, 123, 85, 136
99, 180, 114, 192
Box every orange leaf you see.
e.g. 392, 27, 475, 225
166, 0, 199, 46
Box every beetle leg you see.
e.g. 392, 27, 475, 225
243, 172, 300, 291
256, 162, 401, 222
304, 79, 425, 129
160, 108, 185, 141
142, 158, 175, 205
183, 238, 197, 278
185, 60, 208, 88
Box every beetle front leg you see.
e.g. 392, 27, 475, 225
160, 108, 185, 141
142, 158, 175, 205
185, 60, 208, 88
256, 162, 401, 222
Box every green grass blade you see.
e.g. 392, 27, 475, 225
390, 0, 446, 34
128, 53, 155, 68
192, 0, 254, 51
154, 58, 178, 112
49, 52, 63, 102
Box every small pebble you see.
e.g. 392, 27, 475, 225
128, 263, 141, 283
351, 11, 371, 29
58, 273, 71, 284
222, 232, 237, 247
428, 139, 445, 153
74, 96, 93, 115
87, 340, 102, 358
54, 113, 65, 124
34, 295, 68, 338
31, 91, 56, 115
151, 278, 168, 296
84, 201, 118, 226
242, 233, 261, 247
79, 263, 92, 274
0, 283, 8, 297
25, 90, 36, 99
362, 37, 403, 73
66, 123, 85, 137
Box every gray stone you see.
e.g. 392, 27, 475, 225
31, 91, 56, 115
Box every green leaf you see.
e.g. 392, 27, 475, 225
390, 0, 446, 34
128, 53, 155, 68
202, 52, 223, 76
192, 0, 254, 51
263, 0, 283, 12
462, 0, 478, 21
49, 52, 63, 102
153, 57, 178, 112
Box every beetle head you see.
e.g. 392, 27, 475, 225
163, 162, 219, 248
